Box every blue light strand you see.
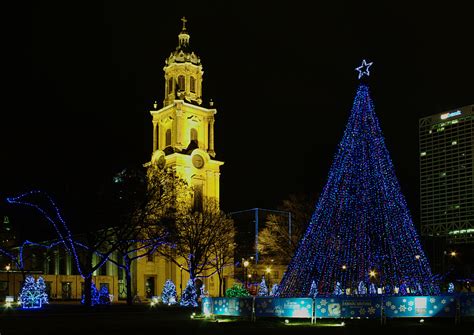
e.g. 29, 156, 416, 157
277, 83, 433, 297
6, 190, 169, 280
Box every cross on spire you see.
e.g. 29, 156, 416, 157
181, 16, 187, 31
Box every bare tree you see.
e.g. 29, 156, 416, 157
159, 197, 235, 284
258, 193, 317, 264
208, 215, 235, 296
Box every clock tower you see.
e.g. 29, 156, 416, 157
148, 18, 223, 204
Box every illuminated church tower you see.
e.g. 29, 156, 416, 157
149, 17, 223, 204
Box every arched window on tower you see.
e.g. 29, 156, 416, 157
165, 129, 172, 146
190, 76, 196, 93
168, 78, 173, 95
193, 183, 203, 212
178, 75, 185, 91
190, 128, 198, 146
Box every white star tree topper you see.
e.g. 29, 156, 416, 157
355, 59, 373, 79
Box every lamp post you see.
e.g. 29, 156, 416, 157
180, 266, 183, 297
5, 264, 11, 295
243, 260, 249, 288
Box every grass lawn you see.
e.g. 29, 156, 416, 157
0, 302, 472, 335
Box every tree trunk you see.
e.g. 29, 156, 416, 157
84, 275, 92, 307
83, 252, 93, 307
217, 270, 223, 297
125, 258, 133, 305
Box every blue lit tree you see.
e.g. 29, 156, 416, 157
258, 277, 269, 296
308, 280, 318, 298
161, 279, 177, 305
180, 279, 198, 307
36, 276, 49, 305
277, 61, 432, 296
19, 276, 46, 309
270, 284, 279, 296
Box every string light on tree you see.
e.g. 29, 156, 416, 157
277, 60, 432, 297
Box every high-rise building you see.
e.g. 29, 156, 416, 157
419, 104, 474, 245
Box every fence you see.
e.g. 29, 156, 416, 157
202, 294, 474, 323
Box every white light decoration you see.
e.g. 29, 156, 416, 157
355, 59, 373, 79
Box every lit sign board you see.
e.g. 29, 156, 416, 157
440, 110, 461, 120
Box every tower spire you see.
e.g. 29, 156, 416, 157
178, 17, 190, 47
181, 16, 187, 32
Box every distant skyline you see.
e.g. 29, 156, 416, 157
2, 2, 473, 233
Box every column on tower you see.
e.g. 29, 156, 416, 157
209, 118, 215, 155
153, 121, 158, 151
176, 111, 183, 147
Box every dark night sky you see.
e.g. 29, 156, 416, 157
1, 1, 473, 233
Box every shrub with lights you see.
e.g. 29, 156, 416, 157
81, 282, 110, 306
225, 283, 250, 298
161, 279, 177, 305
180, 279, 198, 307
19, 275, 48, 309
277, 60, 433, 297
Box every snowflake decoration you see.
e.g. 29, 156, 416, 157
429, 298, 436, 303
368, 307, 376, 315
408, 307, 412, 312
441, 299, 446, 305
391, 304, 396, 310
321, 308, 326, 314
399, 305, 406, 312
394, 310, 398, 314
408, 301, 414, 307
350, 311, 355, 315
320, 299, 327, 306
386, 301, 392, 307
359, 308, 366, 315
433, 305, 437, 309
316, 305, 321, 309
402, 299, 406, 303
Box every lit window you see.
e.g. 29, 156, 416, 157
420, 152, 427, 157
440, 172, 446, 177
452, 141, 457, 145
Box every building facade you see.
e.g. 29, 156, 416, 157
419, 104, 474, 274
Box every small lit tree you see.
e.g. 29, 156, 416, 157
36, 276, 49, 305
19, 275, 43, 309
308, 280, 318, 298
270, 284, 279, 296
180, 279, 198, 307
161, 279, 177, 305
258, 277, 268, 296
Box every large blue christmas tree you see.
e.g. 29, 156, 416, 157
277, 61, 432, 297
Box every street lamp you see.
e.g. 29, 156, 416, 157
5, 264, 11, 296
450, 251, 457, 257
180, 266, 183, 297
243, 260, 249, 287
